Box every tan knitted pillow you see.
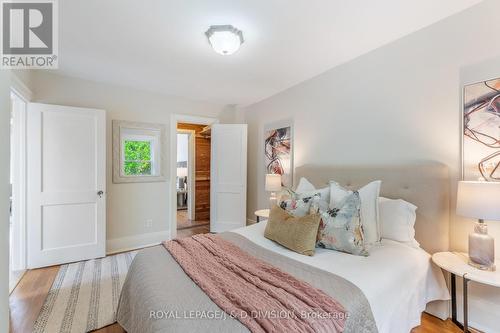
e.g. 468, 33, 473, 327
264, 205, 321, 256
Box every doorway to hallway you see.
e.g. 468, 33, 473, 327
176, 123, 210, 238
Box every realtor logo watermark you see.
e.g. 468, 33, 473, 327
1, 0, 58, 69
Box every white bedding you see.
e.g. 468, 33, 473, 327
233, 221, 450, 333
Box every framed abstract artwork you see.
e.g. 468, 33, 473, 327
264, 120, 293, 188
463, 78, 500, 181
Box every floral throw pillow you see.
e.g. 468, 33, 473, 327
278, 194, 320, 217
317, 191, 369, 256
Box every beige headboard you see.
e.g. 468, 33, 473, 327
295, 162, 450, 254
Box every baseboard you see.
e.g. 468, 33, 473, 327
247, 218, 257, 225
106, 230, 171, 255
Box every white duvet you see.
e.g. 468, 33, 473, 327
233, 221, 450, 333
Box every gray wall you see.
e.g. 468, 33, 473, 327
243, 1, 500, 331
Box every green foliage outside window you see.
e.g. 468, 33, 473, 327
124, 140, 152, 175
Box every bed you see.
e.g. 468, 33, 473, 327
117, 163, 451, 333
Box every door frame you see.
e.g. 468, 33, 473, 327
9, 87, 29, 286
169, 114, 218, 238
9, 75, 32, 291
176, 129, 196, 220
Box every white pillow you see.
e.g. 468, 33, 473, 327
295, 177, 330, 203
329, 180, 381, 245
379, 197, 419, 248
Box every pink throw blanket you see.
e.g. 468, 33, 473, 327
163, 234, 346, 333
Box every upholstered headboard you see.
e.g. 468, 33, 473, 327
295, 162, 450, 254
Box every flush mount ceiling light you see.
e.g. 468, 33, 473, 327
205, 25, 244, 55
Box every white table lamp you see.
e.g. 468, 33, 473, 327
265, 174, 282, 208
457, 181, 500, 271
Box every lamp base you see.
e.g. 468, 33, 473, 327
468, 259, 496, 271
468, 219, 495, 271
269, 192, 277, 208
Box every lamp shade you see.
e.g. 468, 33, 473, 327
265, 174, 282, 192
457, 181, 500, 221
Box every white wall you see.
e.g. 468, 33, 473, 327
177, 133, 189, 163
0, 71, 11, 333
243, 1, 500, 331
30, 71, 225, 253
218, 104, 245, 124
11, 70, 33, 93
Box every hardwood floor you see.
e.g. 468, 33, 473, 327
9, 266, 59, 333
177, 224, 211, 238
9, 222, 459, 333
176, 210, 209, 230
412, 314, 462, 333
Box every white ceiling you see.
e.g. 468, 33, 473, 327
57, 0, 483, 106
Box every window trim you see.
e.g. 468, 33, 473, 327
112, 120, 167, 183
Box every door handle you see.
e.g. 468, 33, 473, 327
97, 190, 104, 198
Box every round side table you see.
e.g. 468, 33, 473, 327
254, 209, 270, 223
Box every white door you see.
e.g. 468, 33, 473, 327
210, 124, 247, 232
27, 103, 106, 268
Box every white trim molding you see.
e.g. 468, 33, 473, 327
106, 230, 171, 255
9, 90, 28, 290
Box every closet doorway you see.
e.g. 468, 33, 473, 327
176, 123, 211, 237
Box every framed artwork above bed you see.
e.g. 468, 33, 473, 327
264, 120, 293, 188
462, 77, 500, 181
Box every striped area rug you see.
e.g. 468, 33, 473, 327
33, 251, 137, 333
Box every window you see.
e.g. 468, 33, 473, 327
120, 131, 159, 177
113, 121, 166, 183
123, 139, 153, 176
